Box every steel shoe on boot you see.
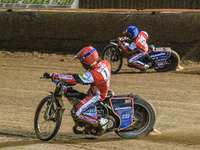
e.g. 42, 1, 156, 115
140, 64, 149, 72
96, 118, 108, 136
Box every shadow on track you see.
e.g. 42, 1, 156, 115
112, 70, 159, 75
0, 131, 41, 148
116, 71, 156, 75
0, 131, 123, 148
1, 127, 200, 149
0, 139, 42, 149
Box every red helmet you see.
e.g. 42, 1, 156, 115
75, 46, 98, 66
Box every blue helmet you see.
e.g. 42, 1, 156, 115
126, 26, 139, 39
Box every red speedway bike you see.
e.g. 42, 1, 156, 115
34, 76, 156, 141
102, 37, 180, 74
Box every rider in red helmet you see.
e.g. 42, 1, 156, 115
44, 46, 111, 135
123, 26, 149, 71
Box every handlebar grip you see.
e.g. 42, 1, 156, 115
43, 72, 52, 79
110, 39, 116, 42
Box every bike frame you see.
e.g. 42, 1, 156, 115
147, 49, 171, 69
110, 38, 174, 70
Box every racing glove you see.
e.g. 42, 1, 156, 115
43, 72, 52, 79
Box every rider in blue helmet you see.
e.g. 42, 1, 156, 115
124, 26, 139, 39
123, 26, 149, 72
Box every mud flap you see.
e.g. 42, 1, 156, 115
109, 97, 134, 131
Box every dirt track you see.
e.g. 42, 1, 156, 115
0, 51, 200, 150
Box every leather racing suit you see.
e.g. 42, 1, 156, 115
128, 31, 149, 70
52, 60, 111, 126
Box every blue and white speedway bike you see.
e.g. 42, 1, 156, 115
102, 37, 180, 74
141, 46, 180, 72
34, 75, 156, 141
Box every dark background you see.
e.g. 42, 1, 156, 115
79, 0, 200, 9
0, 10, 199, 61
0, 0, 200, 61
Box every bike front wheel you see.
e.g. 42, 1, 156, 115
34, 95, 63, 141
102, 45, 123, 74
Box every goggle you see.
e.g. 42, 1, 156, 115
74, 48, 96, 62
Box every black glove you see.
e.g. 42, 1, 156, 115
43, 72, 52, 79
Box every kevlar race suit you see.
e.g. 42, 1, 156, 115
128, 31, 149, 70
52, 60, 111, 126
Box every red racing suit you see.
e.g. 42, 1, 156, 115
52, 60, 111, 126
128, 31, 149, 69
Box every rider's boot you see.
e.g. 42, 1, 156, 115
96, 117, 109, 136
140, 64, 149, 72
73, 124, 85, 134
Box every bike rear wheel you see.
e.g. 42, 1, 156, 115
156, 50, 180, 72
116, 98, 156, 138
102, 45, 123, 74
34, 95, 63, 141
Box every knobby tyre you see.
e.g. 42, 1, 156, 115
102, 45, 123, 74
156, 50, 180, 72
116, 97, 156, 138
34, 95, 63, 141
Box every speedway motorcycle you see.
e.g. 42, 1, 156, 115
102, 37, 180, 74
34, 75, 156, 141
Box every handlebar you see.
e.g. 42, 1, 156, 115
110, 39, 116, 42
110, 37, 130, 42
53, 80, 75, 87
41, 73, 76, 98
40, 76, 75, 87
